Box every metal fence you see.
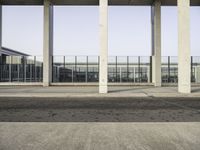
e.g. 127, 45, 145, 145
0, 56, 43, 82
1, 55, 200, 84
161, 56, 178, 83
161, 56, 200, 83
53, 56, 99, 82
52, 56, 151, 83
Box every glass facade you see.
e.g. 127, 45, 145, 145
1, 55, 200, 84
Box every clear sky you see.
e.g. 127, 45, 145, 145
2, 6, 200, 56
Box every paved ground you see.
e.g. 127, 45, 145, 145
0, 97, 200, 122
0, 86, 200, 97
1, 122, 200, 150
0, 86, 200, 150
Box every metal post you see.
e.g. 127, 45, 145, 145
17, 58, 20, 82
138, 56, 141, 83
9, 56, 12, 82
191, 56, 193, 82
40, 59, 42, 82
75, 56, 77, 82
127, 56, 129, 82
63, 56, 65, 82
168, 56, 170, 83
150, 56, 152, 83
34, 56, 36, 82
133, 67, 135, 83
86, 56, 88, 82
98, 56, 100, 82
71, 59, 73, 83
120, 67, 122, 83
64, 56, 65, 68
30, 59, 32, 82
24, 56, 27, 82
116, 56, 118, 82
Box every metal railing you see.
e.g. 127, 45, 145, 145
52, 56, 151, 83
161, 56, 200, 83
0, 56, 43, 82
1, 55, 200, 84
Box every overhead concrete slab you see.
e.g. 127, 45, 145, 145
1, 0, 200, 6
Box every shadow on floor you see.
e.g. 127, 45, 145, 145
108, 87, 152, 93
0, 97, 200, 122
192, 87, 200, 93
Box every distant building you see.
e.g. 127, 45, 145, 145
1, 47, 28, 56
0, 47, 43, 82
1, 47, 28, 65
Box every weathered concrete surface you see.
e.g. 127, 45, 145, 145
99, 0, 108, 94
0, 97, 200, 122
0, 86, 200, 97
43, 0, 53, 87
0, 123, 200, 150
0, 95, 200, 149
151, 0, 161, 87
178, 0, 191, 93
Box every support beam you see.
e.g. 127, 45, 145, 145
43, 0, 53, 86
178, 0, 191, 93
99, 0, 108, 93
151, 0, 161, 87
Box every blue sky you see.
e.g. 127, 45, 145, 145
2, 6, 200, 56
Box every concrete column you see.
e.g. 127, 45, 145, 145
99, 0, 108, 93
178, 0, 191, 93
43, 0, 53, 86
151, 0, 161, 87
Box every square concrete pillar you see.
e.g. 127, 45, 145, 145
178, 0, 191, 93
151, 0, 161, 87
43, 0, 53, 86
99, 0, 108, 93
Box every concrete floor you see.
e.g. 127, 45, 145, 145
1, 97, 200, 122
0, 122, 200, 150
0, 86, 200, 97
1, 86, 200, 150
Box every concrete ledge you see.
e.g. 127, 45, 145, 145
0, 92, 200, 98
51, 82, 154, 86
0, 82, 200, 87
0, 93, 148, 98
0, 82, 43, 86
162, 83, 200, 87
51, 82, 98, 86
0, 82, 154, 86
